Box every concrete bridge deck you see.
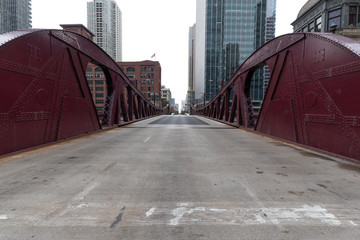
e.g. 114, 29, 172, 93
0, 116, 360, 239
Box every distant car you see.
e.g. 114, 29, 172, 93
171, 113, 175, 115
185, 113, 190, 116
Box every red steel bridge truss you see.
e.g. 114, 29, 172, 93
0, 29, 164, 156
193, 33, 360, 162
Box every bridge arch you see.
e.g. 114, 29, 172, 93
0, 29, 162, 156
195, 33, 360, 161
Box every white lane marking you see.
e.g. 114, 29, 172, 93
73, 182, 100, 201
169, 207, 188, 226
0, 215, 8, 220
169, 206, 206, 225
76, 203, 88, 209
240, 179, 281, 225
146, 208, 156, 217
144, 137, 151, 143
177, 203, 190, 207
166, 204, 344, 226
299, 204, 341, 226
350, 220, 358, 226
209, 208, 228, 213
59, 182, 100, 216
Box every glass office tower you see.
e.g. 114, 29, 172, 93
0, 0, 32, 34
196, 0, 276, 105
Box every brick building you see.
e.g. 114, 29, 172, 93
60, 25, 161, 112
60, 24, 94, 41
117, 61, 162, 107
85, 64, 107, 114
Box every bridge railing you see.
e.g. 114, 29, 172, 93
193, 33, 360, 162
0, 29, 163, 156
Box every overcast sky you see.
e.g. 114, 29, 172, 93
32, 0, 308, 106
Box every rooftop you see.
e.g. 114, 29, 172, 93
297, 0, 321, 19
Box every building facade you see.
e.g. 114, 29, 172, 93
187, 24, 196, 108
0, 0, 31, 34
195, 0, 276, 107
87, 0, 122, 61
86, 63, 108, 114
117, 61, 162, 107
161, 85, 172, 107
292, 0, 360, 41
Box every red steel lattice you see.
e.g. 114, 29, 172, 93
193, 33, 360, 162
0, 29, 163, 156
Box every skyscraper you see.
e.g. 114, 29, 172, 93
187, 24, 196, 108
195, 0, 276, 106
0, 0, 32, 34
87, 0, 122, 61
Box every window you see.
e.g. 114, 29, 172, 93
86, 74, 93, 79
349, 6, 357, 26
328, 9, 341, 30
95, 74, 104, 78
95, 80, 103, 85
348, 6, 360, 27
148, 67, 154, 72
88, 80, 93, 84
96, 93, 104, 97
308, 21, 315, 32
126, 67, 135, 72
86, 67, 93, 72
95, 67, 103, 72
141, 66, 147, 72
315, 16, 322, 32
96, 99, 104, 104
95, 86, 104, 91
127, 74, 135, 78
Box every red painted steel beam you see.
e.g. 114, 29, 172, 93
195, 33, 360, 162
0, 29, 162, 156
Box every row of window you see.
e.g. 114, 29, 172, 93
88, 80, 105, 85
141, 87, 154, 91
86, 67, 103, 72
300, 6, 360, 32
125, 66, 154, 72
141, 80, 154, 85
86, 74, 104, 79
302, 16, 322, 32
126, 74, 154, 79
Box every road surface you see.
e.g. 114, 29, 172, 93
0, 115, 360, 239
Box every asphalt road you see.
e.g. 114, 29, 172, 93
1, 115, 360, 239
